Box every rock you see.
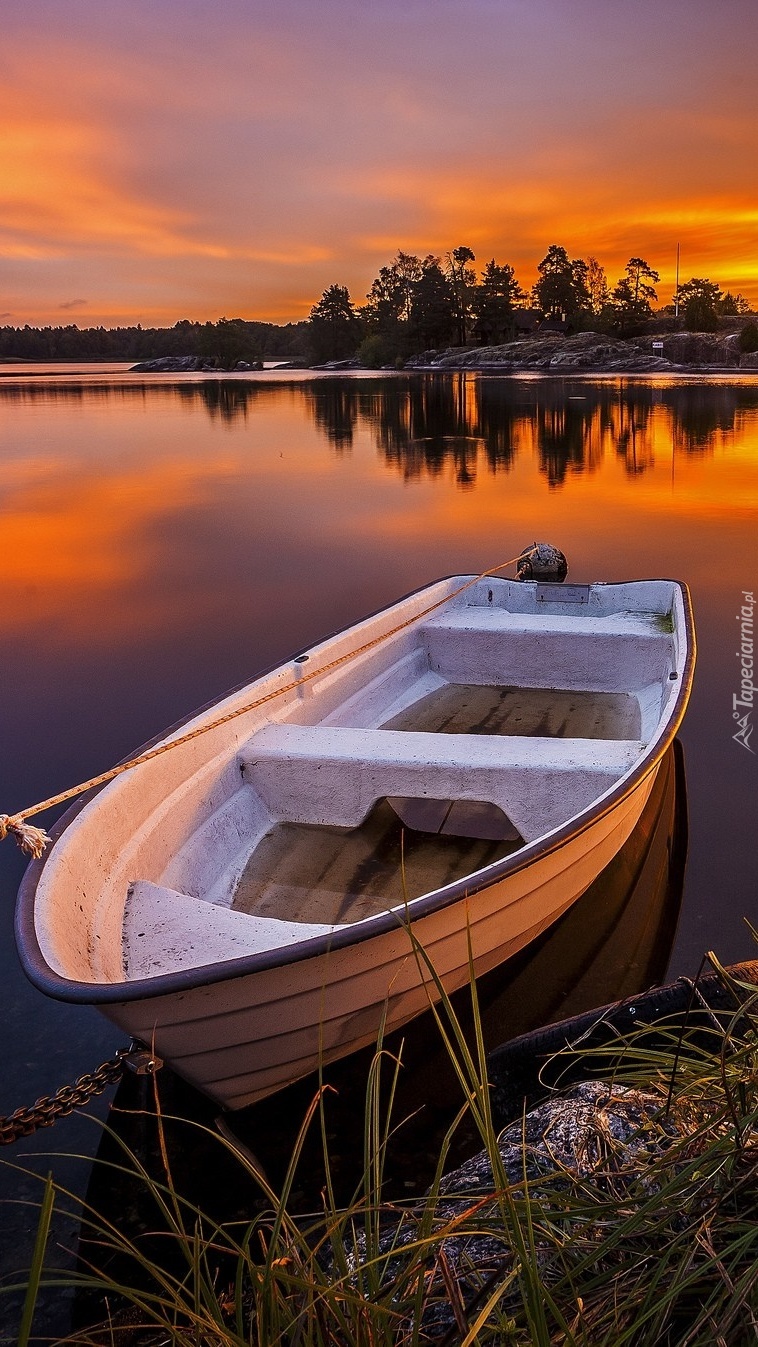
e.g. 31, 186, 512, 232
403, 326, 758, 373
129, 356, 204, 373
129, 355, 264, 374
629, 330, 740, 367
437, 1081, 681, 1199
346, 1081, 702, 1340
424, 331, 681, 372
546, 334, 623, 367
433, 334, 566, 369
516, 541, 568, 581
404, 349, 443, 368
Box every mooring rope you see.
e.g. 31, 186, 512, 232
0, 551, 535, 859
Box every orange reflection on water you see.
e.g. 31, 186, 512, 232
0, 374, 756, 649
325, 376, 758, 593
0, 447, 242, 635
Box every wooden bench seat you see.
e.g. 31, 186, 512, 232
240, 725, 644, 843
419, 608, 674, 692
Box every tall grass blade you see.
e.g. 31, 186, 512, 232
17, 1171, 55, 1347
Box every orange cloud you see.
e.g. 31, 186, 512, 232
0, 98, 225, 262
2, 6, 758, 325
351, 171, 758, 301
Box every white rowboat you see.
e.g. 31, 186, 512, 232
17, 575, 695, 1108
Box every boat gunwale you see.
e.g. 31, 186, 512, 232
15, 576, 696, 1006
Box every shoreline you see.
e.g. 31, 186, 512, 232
2, 361, 758, 379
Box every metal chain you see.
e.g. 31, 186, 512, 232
0, 1042, 162, 1146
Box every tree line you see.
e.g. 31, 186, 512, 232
2, 243, 754, 369
308, 244, 754, 365
0, 317, 309, 366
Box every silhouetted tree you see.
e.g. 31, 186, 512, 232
360, 251, 423, 363
532, 245, 590, 323
601, 258, 660, 335
585, 257, 609, 315
624, 257, 660, 307
0, 317, 303, 363
409, 256, 456, 349
444, 245, 476, 345
364, 252, 422, 330
608, 259, 657, 330
738, 321, 758, 352
676, 278, 723, 332
471, 260, 525, 344
719, 291, 752, 315
308, 285, 362, 361
194, 317, 255, 367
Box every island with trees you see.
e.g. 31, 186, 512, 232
306, 244, 757, 372
1, 243, 756, 373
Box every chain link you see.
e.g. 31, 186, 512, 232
0, 1044, 161, 1146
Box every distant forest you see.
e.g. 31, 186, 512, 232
2, 243, 755, 368
0, 317, 309, 365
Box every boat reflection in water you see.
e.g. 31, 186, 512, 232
475, 736, 687, 1043
90, 740, 687, 1218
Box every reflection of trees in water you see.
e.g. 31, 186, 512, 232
379, 377, 491, 486
0, 378, 271, 420
340, 377, 659, 487
612, 384, 655, 476
2, 376, 756, 481
303, 384, 359, 452
476, 384, 521, 474
183, 380, 259, 424
279, 375, 749, 476
535, 400, 592, 487
662, 384, 757, 452
0, 381, 124, 406
513, 382, 657, 484
307, 375, 520, 484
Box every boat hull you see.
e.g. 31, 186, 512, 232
101, 767, 656, 1108
16, 573, 695, 1110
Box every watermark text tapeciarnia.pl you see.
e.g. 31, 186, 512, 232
733, 589, 755, 753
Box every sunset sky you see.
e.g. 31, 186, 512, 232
2, 0, 758, 328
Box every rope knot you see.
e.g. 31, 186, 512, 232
0, 814, 50, 860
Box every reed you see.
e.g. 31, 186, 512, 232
3, 952, 758, 1345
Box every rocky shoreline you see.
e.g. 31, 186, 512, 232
129, 355, 264, 373
406, 327, 758, 373
128, 328, 758, 377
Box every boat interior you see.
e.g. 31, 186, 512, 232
111, 580, 686, 980
31, 578, 688, 984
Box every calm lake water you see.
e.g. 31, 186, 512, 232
0, 367, 757, 1323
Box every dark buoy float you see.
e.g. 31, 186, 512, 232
516, 541, 568, 582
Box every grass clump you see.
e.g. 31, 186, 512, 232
4, 952, 758, 1345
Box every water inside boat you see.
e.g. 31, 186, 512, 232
382, 684, 642, 739
232, 682, 638, 923
232, 799, 522, 924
